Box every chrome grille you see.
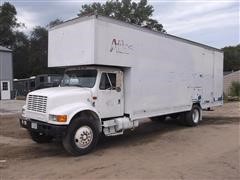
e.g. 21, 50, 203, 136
27, 95, 47, 113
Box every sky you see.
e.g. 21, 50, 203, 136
1, 0, 239, 49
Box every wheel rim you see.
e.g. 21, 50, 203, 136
74, 126, 93, 149
192, 109, 200, 123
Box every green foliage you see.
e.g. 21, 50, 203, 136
0, 2, 30, 78
223, 92, 228, 101
0, 2, 63, 78
18, 20, 64, 78
78, 0, 165, 32
229, 81, 240, 97
222, 44, 240, 71
29, 26, 48, 76
12, 31, 30, 78
0, 2, 21, 48
47, 18, 63, 28
18, 21, 64, 78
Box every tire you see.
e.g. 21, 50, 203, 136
150, 116, 166, 122
181, 105, 201, 127
29, 131, 53, 143
62, 118, 100, 156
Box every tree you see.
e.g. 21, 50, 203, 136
47, 18, 63, 29
78, 0, 165, 32
28, 26, 48, 76
27, 19, 65, 77
12, 31, 30, 78
0, 2, 63, 78
222, 44, 240, 71
0, 2, 21, 48
0, 2, 29, 78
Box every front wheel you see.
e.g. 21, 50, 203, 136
62, 118, 100, 156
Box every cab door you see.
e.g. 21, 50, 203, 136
96, 71, 124, 118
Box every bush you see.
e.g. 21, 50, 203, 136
229, 81, 240, 97
223, 92, 228, 101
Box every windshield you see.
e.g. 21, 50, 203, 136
60, 69, 97, 88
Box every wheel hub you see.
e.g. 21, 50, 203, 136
192, 109, 200, 123
74, 126, 93, 149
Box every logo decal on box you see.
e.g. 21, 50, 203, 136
110, 39, 133, 54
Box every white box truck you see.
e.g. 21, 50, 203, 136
20, 15, 223, 155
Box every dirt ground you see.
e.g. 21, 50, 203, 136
0, 101, 239, 180
0, 100, 25, 115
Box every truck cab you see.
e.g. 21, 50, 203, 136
20, 66, 137, 155
59, 66, 124, 119
22, 66, 124, 121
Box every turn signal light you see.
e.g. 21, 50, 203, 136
56, 115, 67, 122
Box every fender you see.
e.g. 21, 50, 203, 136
48, 102, 101, 125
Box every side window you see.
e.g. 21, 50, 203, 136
108, 73, 116, 88
99, 73, 116, 90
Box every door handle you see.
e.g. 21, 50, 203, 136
118, 99, 121, 104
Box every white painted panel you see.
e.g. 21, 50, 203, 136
95, 17, 223, 118
213, 52, 224, 101
95, 19, 136, 67
48, 19, 95, 67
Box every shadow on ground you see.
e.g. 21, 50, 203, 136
98, 116, 240, 149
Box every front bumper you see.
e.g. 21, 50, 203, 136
19, 117, 68, 138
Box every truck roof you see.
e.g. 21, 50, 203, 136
50, 14, 222, 53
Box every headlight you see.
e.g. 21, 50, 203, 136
22, 106, 26, 117
49, 114, 57, 121
49, 114, 67, 122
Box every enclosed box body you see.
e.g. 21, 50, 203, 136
49, 15, 223, 120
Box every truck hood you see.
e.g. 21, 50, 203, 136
29, 87, 91, 98
27, 87, 93, 114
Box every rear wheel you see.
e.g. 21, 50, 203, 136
29, 131, 53, 143
181, 105, 201, 126
63, 118, 100, 156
